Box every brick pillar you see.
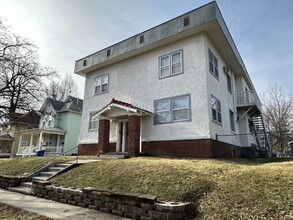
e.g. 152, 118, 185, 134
98, 119, 110, 154
127, 115, 141, 157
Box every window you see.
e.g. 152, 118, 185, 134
227, 74, 232, 94
159, 50, 183, 78
95, 74, 109, 94
83, 59, 87, 66
42, 121, 45, 127
229, 110, 235, 132
89, 112, 99, 130
208, 48, 218, 79
211, 95, 221, 124
154, 94, 191, 124
21, 140, 28, 146
48, 120, 51, 127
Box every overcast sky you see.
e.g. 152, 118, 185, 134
1, 0, 293, 98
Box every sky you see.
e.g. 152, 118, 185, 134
1, 0, 293, 99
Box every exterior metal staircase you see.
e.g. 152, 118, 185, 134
8, 162, 73, 195
251, 115, 271, 157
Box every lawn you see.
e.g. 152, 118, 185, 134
0, 156, 95, 176
1, 157, 293, 219
0, 202, 51, 220
50, 157, 293, 219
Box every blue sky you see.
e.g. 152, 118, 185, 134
1, 0, 293, 98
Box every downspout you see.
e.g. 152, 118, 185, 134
139, 117, 142, 153
64, 111, 70, 155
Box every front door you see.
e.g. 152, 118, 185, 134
117, 121, 128, 152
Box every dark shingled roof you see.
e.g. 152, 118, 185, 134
8, 110, 40, 126
45, 96, 83, 113
47, 98, 65, 111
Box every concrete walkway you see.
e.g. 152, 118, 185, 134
0, 188, 129, 220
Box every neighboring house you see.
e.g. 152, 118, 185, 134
16, 96, 83, 156
74, 2, 271, 158
0, 111, 40, 157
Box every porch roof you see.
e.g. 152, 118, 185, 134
93, 98, 152, 120
16, 127, 66, 135
0, 134, 13, 141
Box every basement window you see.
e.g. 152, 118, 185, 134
139, 35, 144, 44
106, 49, 111, 57
83, 59, 87, 66
184, 16, 190, 27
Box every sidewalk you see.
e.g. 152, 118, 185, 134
0, 188, 129, 220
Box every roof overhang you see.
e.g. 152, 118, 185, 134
0, 134, 13, 141
74, 1, 258, 100
93, 103, 152, 120
16, 127, 66, 135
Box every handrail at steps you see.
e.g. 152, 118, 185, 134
26, 145, 79, 180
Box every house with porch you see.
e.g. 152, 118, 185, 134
74, 2, 271, 158
0, 111, 40, 157
16, 96, 83, 156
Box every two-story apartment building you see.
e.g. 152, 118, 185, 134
16, 96, 83, 156
74, 2, 270, 158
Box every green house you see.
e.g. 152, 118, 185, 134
16, 96, 83, 156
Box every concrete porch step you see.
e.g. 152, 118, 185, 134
98, 154, 128, 159
8, 182, 32, 195
39, 171, 58, 177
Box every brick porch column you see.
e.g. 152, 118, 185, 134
98, 119, 110, 154
128, 115, 141, 157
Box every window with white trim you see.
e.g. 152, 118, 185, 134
208, 48, 218, 79
89, 112, 99, 130
229, 110, 235, 132
95, 74, 109, 94
211, 95, 221, 124
154, 94, 191, 124
159, 50, 183, 78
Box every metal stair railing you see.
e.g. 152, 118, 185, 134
26, 145, 79, 180
251, 115, 271, 157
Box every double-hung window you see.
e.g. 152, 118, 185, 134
95, 74, 109, 94
89, 112, 99, 130
154, 94, 190, 124
211, 95, 222, 124
208, 48, 218, 79
159, 50, 183, 78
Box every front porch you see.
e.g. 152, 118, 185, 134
0, 134, 13, 156
92, 99, 151, 157
16, 127, 66, 157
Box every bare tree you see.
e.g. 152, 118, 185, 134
45, 74, 79, 101
262, 85, 293, 156
0, 19, 54, 121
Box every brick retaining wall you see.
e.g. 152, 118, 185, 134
32, 181, 194, 219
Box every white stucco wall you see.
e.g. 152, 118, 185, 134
205, 35, 240, 146
79, 33, 211, 144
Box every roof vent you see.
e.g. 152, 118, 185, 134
184, 16, 190, 27
107, 49, 111, 57
139, 35, 144, 44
